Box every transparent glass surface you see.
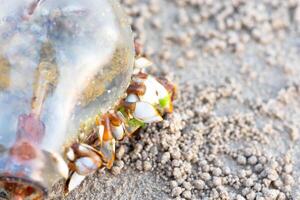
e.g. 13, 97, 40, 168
0, 0, 134, 194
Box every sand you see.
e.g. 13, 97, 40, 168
49, 0, 300, 199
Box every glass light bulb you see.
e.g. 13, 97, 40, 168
0, 0, 134, 198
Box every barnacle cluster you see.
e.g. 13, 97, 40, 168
65, 70, 176, 192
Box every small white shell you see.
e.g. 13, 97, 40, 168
66, 148, 75, 161
139, 76, 169, 105
125, 94, 139, 103
97, 125, 105, 143
67, 172, 86, 193
133, 102, 163, 123
140, 83, 159, 105
75, 157, 99, 176
148, 76, 169, 98
111, 124, 125, 141
78, 144, 90, 154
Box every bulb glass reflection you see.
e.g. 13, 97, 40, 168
0, 0, 134, 198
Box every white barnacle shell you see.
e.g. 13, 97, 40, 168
75, 157, 99, 176
78, 144, 91, 154
97, 125, 105, 144
66, 148, 75, 161
67, 172, 86, 193
139, 76, 169, 106
133, 102, 163, 123
125, 94, 139, 103
111, 124, 125, 141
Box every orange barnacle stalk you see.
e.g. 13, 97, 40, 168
101, 115, 114, 141
98, 115, 116, 169
109, 113, 122, 127
123, 101, 137, 115
126, 82, 146, 96
109, 113, 126, 141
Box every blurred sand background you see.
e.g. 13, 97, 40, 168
50, 0, 300, 199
